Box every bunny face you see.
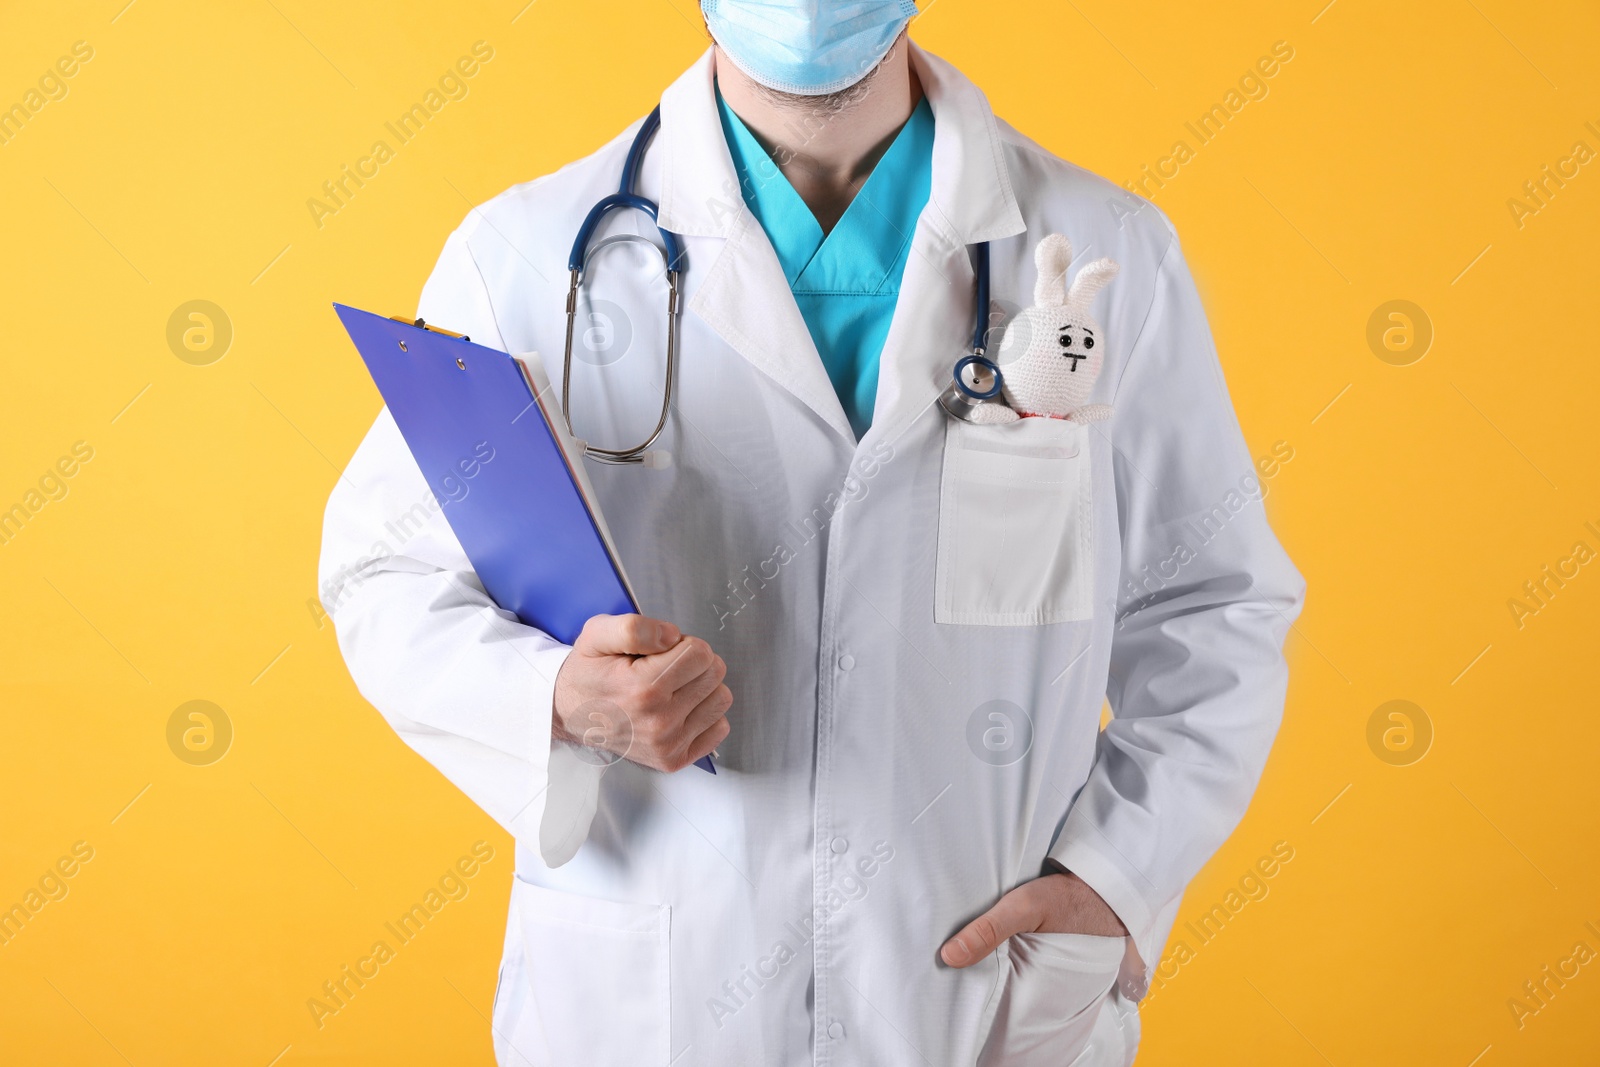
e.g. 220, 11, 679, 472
993, 234, 1119, 421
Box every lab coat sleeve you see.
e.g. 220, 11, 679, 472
317, 223, 605, 869
1046, 225, 1305, 991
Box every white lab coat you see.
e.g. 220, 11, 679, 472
319, 44, 1304, 1067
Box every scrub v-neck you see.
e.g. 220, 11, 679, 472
716, 89, 935, 438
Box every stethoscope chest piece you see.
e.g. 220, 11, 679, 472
938, 353, 1007, 423
937, 242, 1013, 424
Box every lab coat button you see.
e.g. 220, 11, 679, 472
830, 837, 848, 853
827, 1022, 845, 1039
837, 654, 855, 671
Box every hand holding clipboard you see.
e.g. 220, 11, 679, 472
334, 304, 721, 773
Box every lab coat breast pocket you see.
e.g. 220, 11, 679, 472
977, 932, 1127, 1067
507, 877, 671, 1067
936, 417, 1094, 625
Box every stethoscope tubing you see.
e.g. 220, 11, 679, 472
565, 103, 1001, 461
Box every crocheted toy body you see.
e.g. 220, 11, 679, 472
971, 234, 1119, 425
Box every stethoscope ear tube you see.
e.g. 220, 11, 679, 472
562, 266, 680, 465
567, 192, 685, 276
563, 105, 685, 465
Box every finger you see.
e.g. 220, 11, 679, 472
634, 637, 715, 693
681, 682, 732, 739
580, 614, 680, 657
683, 713, 731, 768
666, 656, 727, 714
940, 889, 1040, 968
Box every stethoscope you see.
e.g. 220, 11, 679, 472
933, 241, 1005, 423
562, 104, 1003, 466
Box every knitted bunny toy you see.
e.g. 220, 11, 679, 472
971, 234, 1119, 424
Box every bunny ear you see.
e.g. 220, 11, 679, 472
1032, 234, 1073, 307
1067, 257, 1120, 311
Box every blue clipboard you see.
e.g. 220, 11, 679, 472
334, 303, 714, 773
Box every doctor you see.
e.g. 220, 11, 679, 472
320, 3, 1304, 1065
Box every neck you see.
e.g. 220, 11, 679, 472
715, 35, 922, 233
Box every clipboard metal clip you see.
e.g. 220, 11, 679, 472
388, 315, 470, 343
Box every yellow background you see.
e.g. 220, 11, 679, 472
2, 0, 1597, 1063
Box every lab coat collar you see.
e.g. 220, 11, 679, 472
657, 43, 1026, 247
656, 43, 1027, 445
909, 42, 1027, 246
657, 48, 742, 240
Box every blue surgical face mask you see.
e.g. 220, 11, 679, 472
702, 0, 918, 96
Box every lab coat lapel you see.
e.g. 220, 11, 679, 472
868, 44, 1028, 445
868, 236, 975, 446
658, 49, 855, 443
690, 212, 856, 442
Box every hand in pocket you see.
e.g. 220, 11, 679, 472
940, 871, 1127, 968
944, 873, 1130, 1067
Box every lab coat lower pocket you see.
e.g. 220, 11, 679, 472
977, 932, 1125, 1067
509, 876, 671, 1067
936, 418, 1094, 625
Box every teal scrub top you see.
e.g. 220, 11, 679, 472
716, 90, 935, 438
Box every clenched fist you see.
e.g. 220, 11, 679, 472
552, 614, 732, 773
